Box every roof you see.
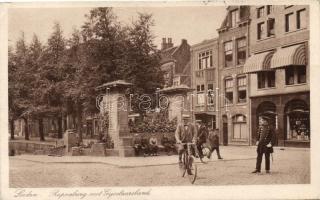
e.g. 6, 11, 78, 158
95, 80, 133, 90
159, 84, 193, 94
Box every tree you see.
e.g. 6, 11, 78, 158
31, 22, 66, 141
8, 32, 33, 140
124, 13, 164, 115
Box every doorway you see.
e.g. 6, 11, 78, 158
222, 115, 228, 145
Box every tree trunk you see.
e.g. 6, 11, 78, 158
58, 115, 63, 139
23, 118, 29, 140
76, 103, 83, 142
39, 118, 45, 141
10, 119, 15, 140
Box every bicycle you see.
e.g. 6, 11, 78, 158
178, 142, 197, 184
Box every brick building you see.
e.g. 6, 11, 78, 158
160, 38, 191, 88
217, 6, 251, 145
244, 5, 310, 147
190, 38, 219, 130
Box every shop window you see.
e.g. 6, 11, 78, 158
224, 41, 233, 67
225, 78, 233, 105
237, 37, 246, 65
257, 7, 265, 18
233, 115, 248, 139
257, 22, 265, 40
267, 5, 274, 15
258, 71, 275, 89
267, 18, 275, 37
297, 9, 307, 29
230, 9, 239, 28
285, 12, 294, 32
198, 50, 213, 69
237, 76, 247, 103
285, 100, 310, 141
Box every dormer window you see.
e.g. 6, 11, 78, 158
230, 9, 239, 28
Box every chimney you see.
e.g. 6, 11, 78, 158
167, 38, 173, 48
161, 38, 167, 50
181, 39, 187, 44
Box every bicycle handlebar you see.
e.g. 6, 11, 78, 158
178, 142, 196, 145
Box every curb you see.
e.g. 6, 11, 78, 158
11, 156, 256, 168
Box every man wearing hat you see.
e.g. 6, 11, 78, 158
175, 116, 198, 163
196, 120, 208, 159
252, 115, 276, 174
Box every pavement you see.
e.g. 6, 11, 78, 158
9, 146, 310, 187
10, 146, 308, 168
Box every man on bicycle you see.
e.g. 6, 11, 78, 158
175, 116, 198, 163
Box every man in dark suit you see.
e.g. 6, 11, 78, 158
175, 116, 198, 163
252, 116, 276, 174
196, 121, 208, 159
207, 128, 223, 159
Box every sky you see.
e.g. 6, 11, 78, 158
8, 5, 227, 49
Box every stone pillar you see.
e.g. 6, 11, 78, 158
96, 80, 134, 157
159, 85, 194, 124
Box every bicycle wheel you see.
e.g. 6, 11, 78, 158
179, 152, 187, 177
186, 155, 197, 184
200, 146, 211, 163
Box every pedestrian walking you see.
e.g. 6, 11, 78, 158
196, 121, 208, 159
252, 116, 276, 174
207, 128, 223, 159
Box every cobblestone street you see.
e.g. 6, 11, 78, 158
9, 147, 310, 187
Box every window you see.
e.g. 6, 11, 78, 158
285, 13, 294, 32
257, 22, 265, 40
207, 84, 214, 105
297, 9, 307, 29
257, 71, 276, 89
237, 38, 246, 65
267, 5, 274, 15
257, 7, 265, 18
230, 9, 239, 28
233, 115, 248, 140
224, 41, 233, 67
198, 50, 213, 69
286, 66, 307, 85
267, 18, 275, 37
237, 76, 247, 103
197, 84, 205, 105
285, 68, 295, 85
297, 66, 306, 84
225, 78, 233, 105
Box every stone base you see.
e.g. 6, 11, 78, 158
105, 148, 135, 157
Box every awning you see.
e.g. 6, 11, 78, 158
243, 51, 274, 73
271, 44, 306, 69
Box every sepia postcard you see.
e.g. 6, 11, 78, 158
1, 0, 320, 199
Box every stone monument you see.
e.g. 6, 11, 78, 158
159, 85, 194, 124
96, 80, 135, 157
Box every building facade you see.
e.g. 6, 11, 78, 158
217, 6, 251, 145
244, 5, 310, 147
190, 39, 219, 130
160, 38, 191, 88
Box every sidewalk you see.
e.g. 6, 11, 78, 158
10, 146, 309, 168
